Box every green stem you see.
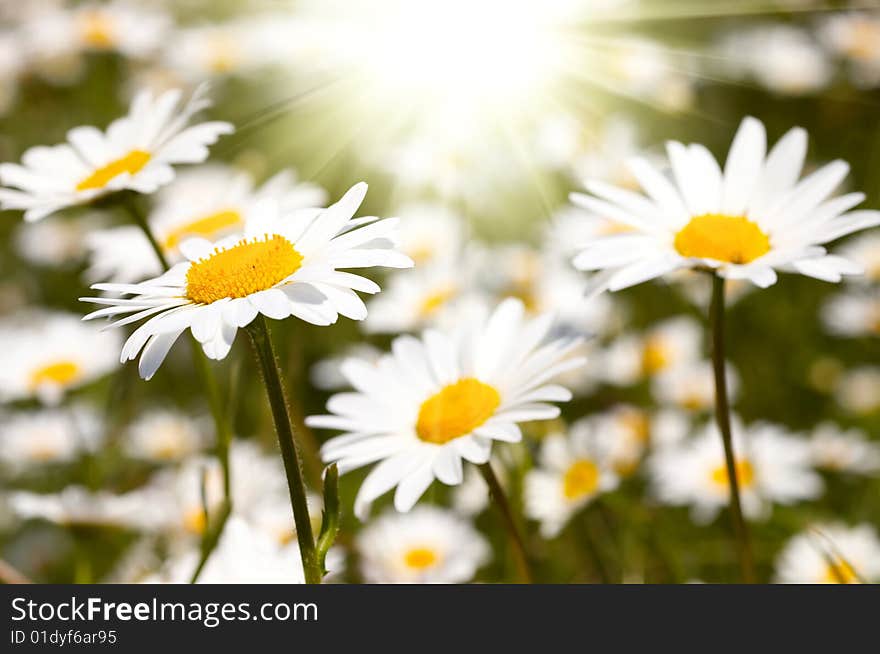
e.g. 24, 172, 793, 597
478, 462, 532, 584
246, 315, 322, 584
709, 273, 757, 584
120, 194, 234, 582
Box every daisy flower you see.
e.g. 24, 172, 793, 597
835, 366, 880, 415
571, 117, 880, 294
0, 85, 233, 221
122, 408, 209, 463
309, 298, 585, 518
81, 183, 413, 380
14, 213, 100, 268
0, 405, 102, 470
775, 523, 880, 584
809, 423, 880, 475
396, 202, 463, 266
356, 506, 489, 583
524, 427, 619, 537
650, 419, 823, 523
822, 290, 880, 338
9, 486, 144, 528
820, 12, 880, 88
85, 165, 327, 283
652, 360, 739, 413
0, 311, 121, 405
837, 232, 880, 284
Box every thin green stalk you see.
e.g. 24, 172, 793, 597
709, 273, 757, 584
246, 315, 322, 584
478, 462, 533, 583
120, 194, 234, 582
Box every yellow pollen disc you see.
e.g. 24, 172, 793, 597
30, 445, 62, 462
641, 337, 669, 375
418, 285, 456, 318
823, 558, 860, 584
403, 547, 439, 570
79, 11, 116, 48
619, 410, 651, 443
674, 214, 771, 264
29, 360, 82, 389
415, 378, 501, 445
710, 459, 755, 489
161, 209, 243, 251
183, 509, 207, 535
76, 150, 151, 192
185, 235, 303, 305
563, 459, 600, 500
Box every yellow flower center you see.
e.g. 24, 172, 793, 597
674, 214, 771, 264
563, 459, 600, 500
161, 209, 243, 251
641, 337, 669, 375
185, 235, 303, 305
418, 285, 456, 318
208, 36, 240, 73
30, 444, 62, 462
29, 360, 82, 390
415, 378, 501, 444
710, 459, 755, 490
403, 547, 439, 570
79, 11, 116, 48
619, 410, 651, 443
183, 508, 207, 535
823, 558, 860, 584
76, 150, 151, 192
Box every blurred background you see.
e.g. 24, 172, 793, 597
0, 0, 878, 584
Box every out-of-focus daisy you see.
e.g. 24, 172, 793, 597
820, 12, 880, 88
598, 316, 703, 386
0, 85, 233, 221
822, 290, 880, 338
144, 517, 307, 584
9, 486, 142, 528
122, 408, 209, 463
809, 423, 880, 475
837, 232, 880, 284
524, 427, 619, 537
356, 506, 489, 583
85, 165, 327, 283
604, 38, 696, 112
310, 298, 585, 517
14, 213, 101, 268
0, 405, 102, 470
716, 25, 833, 96
775, 523, 880, 584
571, 117, 880, 294
0, 312, 121, 405
82, 183, 413, 379
652, 360, 739, 412
396, 203, 463, 266
650, 419, 823, 523
835, 366, 880, 415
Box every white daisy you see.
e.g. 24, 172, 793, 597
14, 213, 101, 268
0, 85, 233, 221
835, 366, 880, 415
837, 232, 880, 284
122, 408, 210, 463
356, 506, 489, 583
650, 419, 823, 523
597, 316, 703, 386
809, 423, 880, 475
571, 117, 880, 294
396, 202, 463, 266
85, 165, 327, 283
820, 11, 880, 88
309, 298, 585, 518
775, 523, 880, 584
652, 359, 740, 413
0, 405, 102, 469
81, 183, 413, 380
524, 427, 619, 538
822, 290, 880, 338
0, 311, 121, 405
8, 486, 143, 528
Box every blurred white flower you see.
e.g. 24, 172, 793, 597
650, 419, 823, 523
820, 11, 880, 88
309, 343, 384, 391
14, 213, 102, 268
835, 366, 880, 415
775, 523, 880, 583
652, 359, 739, 413
0, 404, 102, 469
0, 311, 121, 405
9, 486, 144, 527
837, 232, 880, 284
122, 408, 210, 463
809, 423, 880, 475
524, 426, 619, 537
311, 298, 585, 518
357, 506, 489, 583
0, 85, 233, 221
395, 202, 464, 266
822, 290, 880, 338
